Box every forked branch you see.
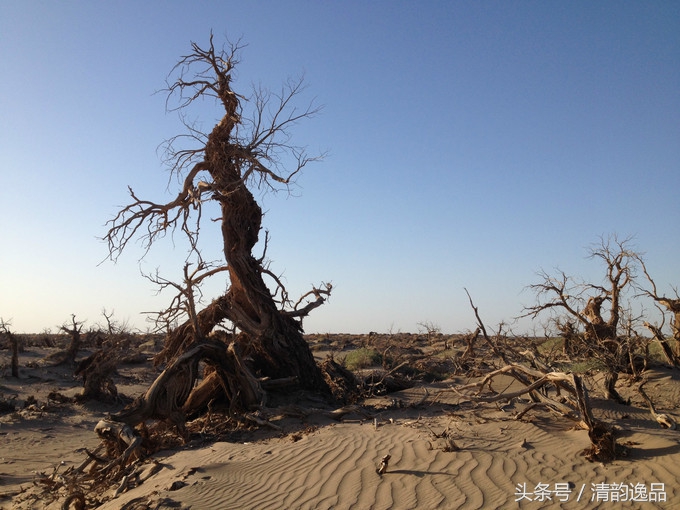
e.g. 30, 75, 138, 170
104, 162, 209, 260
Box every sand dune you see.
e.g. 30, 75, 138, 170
100, 386, 680, 509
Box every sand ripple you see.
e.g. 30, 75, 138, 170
97, 372, 680, 509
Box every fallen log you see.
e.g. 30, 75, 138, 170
244, 412, 282, 431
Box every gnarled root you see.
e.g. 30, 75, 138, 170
112, 339, 264, 439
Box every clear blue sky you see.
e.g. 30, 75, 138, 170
1, 1, 678, 335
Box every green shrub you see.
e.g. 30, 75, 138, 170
343, 348, 382, 370
645, 341, 668, 364
537, 337, 564, 354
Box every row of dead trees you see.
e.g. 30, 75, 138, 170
0, 312, 150, 406
454, 284, 678, 464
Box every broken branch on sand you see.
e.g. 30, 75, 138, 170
94, 419, 143, 474
638, 382, 677, 430
376, 454, 391, 475
452, 364, 618, 462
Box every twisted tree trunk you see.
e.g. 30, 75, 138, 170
148, 37, 328, 393
106, 36, 332, 421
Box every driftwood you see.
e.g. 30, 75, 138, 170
638, 383, 677, 430
244, 412, 282, 431
263, 403, 375, 422
376, 454, 391, 476
94, 420, 143, 474
326, 404, 375, 421
453, 364, 618, 462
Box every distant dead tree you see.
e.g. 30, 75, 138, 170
0, 318, 19, 378
104, 33, 332, 414
417, 321, 441, 345
100, 308, 130, 336
74, 348, 120, 402
59, 314, 84, 365
73, 310, 136, 402
520, 235, 641, 403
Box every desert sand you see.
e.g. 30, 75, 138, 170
2, 336, 680, 509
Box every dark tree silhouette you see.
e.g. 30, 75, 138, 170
105, 34, 331, 411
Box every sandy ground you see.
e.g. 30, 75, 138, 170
2, 342, 680, 509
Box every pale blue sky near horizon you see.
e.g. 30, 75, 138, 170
1, 1, 678, 335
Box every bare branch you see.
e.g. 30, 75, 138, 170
104, 162, 210, 261
143, 261, 228, 337
285, 282, 333, 319
464, 288, 509, 364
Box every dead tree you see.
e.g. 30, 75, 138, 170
104, 33, 331, 407
0, 319, 19, 378
520, 235, 639, 403
638, 258, 680, 364
460, 327, 481, 360
465, 289, 510, 364
59, 314, 84, 365
101, 308, 130, 336
556, 319, 580, 357
74, 347, 120, 402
